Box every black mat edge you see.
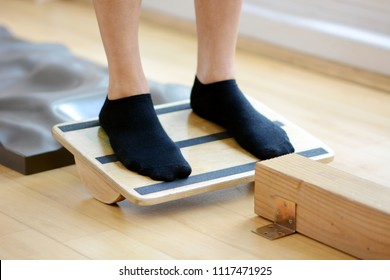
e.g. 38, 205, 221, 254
0, 145, 74, 175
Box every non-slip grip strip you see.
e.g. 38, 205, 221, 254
133, 147, 329, 195
58, 120, 100, 133
296, 147, 328, 158
95, 131, 232, 164
134, 162, 256, 195
58, 103, 192, 132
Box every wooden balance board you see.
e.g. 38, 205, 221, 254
52, 97, 334, 206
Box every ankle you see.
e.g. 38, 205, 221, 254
196, 69, 235, 84
107, 78, 149, 100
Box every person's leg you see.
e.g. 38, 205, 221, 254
93, 0, 191, 181
192, 0, 294, 160
194, 0, 240, 84
93, 0, 148, 99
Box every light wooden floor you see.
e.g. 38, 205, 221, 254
0, 0, 389, 259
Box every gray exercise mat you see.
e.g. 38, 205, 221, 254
0, 26, 190, 174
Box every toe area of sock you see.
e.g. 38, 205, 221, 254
139, 163, 192, 182
260, 141, 295, 160
174, 164, 192, 179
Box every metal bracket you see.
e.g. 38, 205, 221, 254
252, 196, 296, 240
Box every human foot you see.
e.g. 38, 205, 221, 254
190, 77, 294, 160
99, 94, 191, 181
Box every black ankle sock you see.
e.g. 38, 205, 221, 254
190, 77, 294, 160
99, 94, 191, 181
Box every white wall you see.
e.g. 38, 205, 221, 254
142, 0, 390, 76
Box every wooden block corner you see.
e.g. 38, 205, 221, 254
254, 153, 390, 259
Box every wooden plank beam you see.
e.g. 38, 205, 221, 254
254, 154, 390, 259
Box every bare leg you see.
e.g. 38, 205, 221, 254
93, 0, 148, 99
93, 0, 191, 181
194, 0, 242, 84
191, 0, 294, 160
